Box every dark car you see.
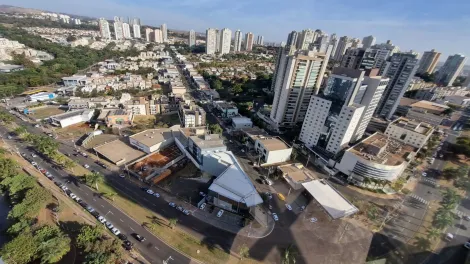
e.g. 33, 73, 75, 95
123, 240, 133, 250
90, 211, 100, 217
133, 233, 146, 242
141, 187, 148, 192
118, 233, 128, 241
79, 201, 88, 208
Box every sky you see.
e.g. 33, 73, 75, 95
4, 0, 470, 61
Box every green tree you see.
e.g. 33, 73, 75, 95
168, 218, 178, 229
62, 159, 76, 171
9, 186, 50, 219
433, 209, 454, 229
84, 172, 104, 190
34, 225, 71, 264
441, 188, 461, 206
14, 125, 29, 137
1, 173, 36, 196
0, 230, 39, 264
427, 227, 441, 240
104, 192, 117, 201
76, 225, 102, 251
238, 244, 250, 260
211, 79, 223, 90
281, 244, 298, 264
232, 83, 243, 94
7, 217, 33, 235
209, 124, 223, 134
413, 236, 431, 251
0, 157, 19, 180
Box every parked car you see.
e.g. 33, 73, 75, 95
464, 215, 470, 221
153, 192, 160, 198
141, 187, 148, 192
310, 217, 318, 223
285, 204, 292, 211
119, 174, 125, 178
86, 206, 95, 213
69, 193, 77, 199
183, 210, 190, 216
169, 202, 176, 208
111, 228, 120, 235
82, 152, 88, 157
177, 206, 184, 212
31, 161, 37, 166
445, 233, 454, 241
422, 172, 427, 177
31, 153, 37, 158
217, 209, 224, 218
91, 211, 99, 217
200, 203, 206, 210
272, 213, 279, 221
106, 222, 114, 230
117, 234, 127, 241
133, 233, 146, 242
84, 164, 90, 169
146, 189, 154, 195
123, 240, 133, 250
464, 241, 470, 249
98, 216, 107, 223
199, 192, 206, 197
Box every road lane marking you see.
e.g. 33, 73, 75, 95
93, 198, 96, 201
120, 219, 124, 222
101, 205, 104, 208
154, 246, 159, 250
130, 227, 135, 231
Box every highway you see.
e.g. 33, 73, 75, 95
0, 125, 193, 264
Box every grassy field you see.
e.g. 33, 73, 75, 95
28, 106, 65, 120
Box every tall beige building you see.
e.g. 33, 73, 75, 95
219, 28, 232, 55
244, 32, 254, 51
417, 49, 441, 74
270, 47, 331, 130
145, 28, 153, 42
154, 29, 163, 43
206, 28, 218, 55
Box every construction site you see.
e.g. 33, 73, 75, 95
128, 144, 187, 185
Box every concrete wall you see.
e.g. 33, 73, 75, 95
265, 148, 292, 165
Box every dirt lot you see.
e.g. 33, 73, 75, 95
28, 106, 66, 120
55, 123, 94, 140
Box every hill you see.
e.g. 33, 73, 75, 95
0, 5, 42, 14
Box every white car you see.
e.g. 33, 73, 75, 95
422, 172, 427, 177
439, 154, 444, 158
61, 186, 68, 191
199, 192, 206, 197
217, 209, 224, 218
106, 222, 114, 230
183, 209, 190, 216
119, 174, 125, 178
153, 192, 160, 198
98, 216, 107, 223
111, 227, 120, 236
84, 164, 90, 169
272, 213, 279, 221
310, 217, 318, 223
146, 189, 154, 195
69, 193, 77, 199
285, 204, 292, 211
31, 161, 37, 166
169, 202, 176, 207
200, 203, 206, 210
31, 153, 37, 158
266, 179, 273, 186
74, 196, 81, 202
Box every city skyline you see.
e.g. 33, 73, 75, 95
3, 0, 470, 61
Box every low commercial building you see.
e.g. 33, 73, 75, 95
409, 100, 449, 115
129, 126, 179, 153
278, 163, 316, 190
385, 117, 434, 148
105, 109, 133, 127
335, 132, 417, 183
231, 116, 253, 130
27, 92, 57, 102
49, 109, 94, 127
254, 136, 292, 165
187, 134, 227, 165
214, 101, 238, 117
401, 100, 449, 126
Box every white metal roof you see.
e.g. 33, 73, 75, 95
208, 156, 263, 207
302, 180, 358, 219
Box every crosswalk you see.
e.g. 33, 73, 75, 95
455, 210, 468, 219
409, 194, 430, 205
421, 178, 438, 186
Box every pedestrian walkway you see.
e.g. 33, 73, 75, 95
454, 209, 468, 218
409, 194, 430, 205
421, 178, 438, 186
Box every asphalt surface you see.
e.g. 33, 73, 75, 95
0, 125, 192, 264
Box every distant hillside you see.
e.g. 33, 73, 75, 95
0, 5, 42, 14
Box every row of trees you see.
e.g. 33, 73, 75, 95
0, 150, 72, 264
414, 188, 461, 251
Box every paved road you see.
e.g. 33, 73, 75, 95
0, 126, 192, 264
